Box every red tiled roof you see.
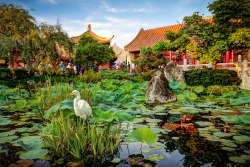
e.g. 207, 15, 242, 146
124, 17, 213, 52
124, 24, 184, 51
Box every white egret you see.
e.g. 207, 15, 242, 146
67, 90, 92, 120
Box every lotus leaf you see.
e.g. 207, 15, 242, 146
0, 131, 16, 137
222, 142, 237, 147
149, 128, 165, 134
146, 119, 162, 123
169, 82, 181, 90
123, 102, 136, 109
221, 115, 240, 124
155, 113, 168, 116
44, 102, 61, 119
26, 100, 34, 106
0, 136, 18, 143
182, 101, 191, 105
195, 121, 214, 127
123, 127, 157, 146
169, 116, 181, 122
168, 111, 181, 115
0, 149, 8, 153
20, 149, 49, 160
153, 106, 166, 111
172, 137, 179, 140
12, 136, 43, 144
111, 158, 121, 163
60, 98, 74, 111
141, 149, 150, 153
206, 136, 221, 142
186, 93, 197, 101
239, 114, 250, 124
177, 94, 186, 102
244, 91, 250, 97
0, 117, 11, 125
147, 154, 165, 161
147, 123, 158, 127
244, 150, 250, 154
233, 135, 250, 142
100, 111, 117, 122
19, 141, 44, 151
222, 147, 235, 152
99, 103, 111, 110
213, 132, 232, 137
194, 87, 204, 94
141, 110, 155, 115
229, 156, 245, 163
117, 113, 136, 123
14, 99, 27, 110
230, 99, 243, 106
149, 144, 164, 150
133, 124, 149, 129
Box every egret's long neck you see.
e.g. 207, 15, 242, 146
74, 92, 81, 110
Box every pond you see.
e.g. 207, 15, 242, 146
0, 80, 249, 167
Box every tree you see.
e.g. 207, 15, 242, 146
74, 34, 115, 70
208, 0, 250, 30
133, 41, 170, 72
164, 12, 229, 68
0, 4, 74, 75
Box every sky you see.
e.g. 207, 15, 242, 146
2, 0, 215, 48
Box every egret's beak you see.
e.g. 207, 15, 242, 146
67, 92, 74, 97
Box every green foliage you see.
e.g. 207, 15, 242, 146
229, 28, 250, 50
75, 34, 115, 69
0, 68, 29, 80
124, 127, 157, 146
100, 70, 131, 80
133, 46, 168, 73
184, 68, 240, 87
208, 0, 250, 29
0, 4, 74, 73
42, 116, 122, 159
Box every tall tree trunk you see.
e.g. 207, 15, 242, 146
212, 61, 217, 70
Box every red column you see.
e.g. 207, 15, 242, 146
192, 58, 195, 64
169, 51, 173, 61
183, 55, 186, 65
225, 50, 230, 63
231, 49, 235, 62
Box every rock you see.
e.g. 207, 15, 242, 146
146, 71, 176, 104
164, 61, 185, 83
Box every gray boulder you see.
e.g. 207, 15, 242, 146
146, 71, 176, 104
164, 61, 185, 83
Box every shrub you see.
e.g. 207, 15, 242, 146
184, 68, 240, 87
140, 69, 159, 81
80, 69, 102, 83
206, 85, 238, 96
13, 68, 29, 79
100, 70, 131, 80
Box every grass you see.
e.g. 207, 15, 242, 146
42, 113, 123, 159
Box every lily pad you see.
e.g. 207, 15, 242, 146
147, 154, 165, 161
124, 127, 157, 146
195, 121, 214, 127
133, 124, 149, 129
229, 156, 245, 163
149, 128, 165, 134
0, 117, 11, 125
149, 144, 164, 150
14, 99, 27, 110
233, 135, 250, 142
213, 132, 232, 137
222, 147, 235, 152
146, 119, 162, 123
186, 92, 197, 101
177, 94, 186, 102
20, 149, 49, 160
0, 136, 18, 143
194, 87, 204, 94
142, 149, 150, 153
123, 102, 136, 109
169, 82, 181, 90
111, 158, 121, 163
169, 116, 181, 122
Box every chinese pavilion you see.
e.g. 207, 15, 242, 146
69, 24, 115, 69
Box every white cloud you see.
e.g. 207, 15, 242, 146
100, 1, 156, 13
40, 0, 61, 4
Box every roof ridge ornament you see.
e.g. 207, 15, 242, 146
88, 24, 91, 31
